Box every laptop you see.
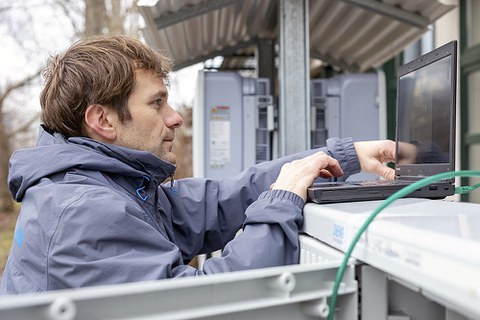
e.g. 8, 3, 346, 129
307, 40, 458, 204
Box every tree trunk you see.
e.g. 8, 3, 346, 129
108, 0, 124, 35
84, 0, 127, 36
0, 110, 14, 212
85, 0, 107, 36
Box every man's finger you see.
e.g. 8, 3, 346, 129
318, 169, 334, 179
321, 157, 344, 177
377, 166, 395, 180
383, 167, 395, 180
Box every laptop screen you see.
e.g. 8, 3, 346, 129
395, 41, 457, 179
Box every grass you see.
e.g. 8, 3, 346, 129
0, 210, 18, 276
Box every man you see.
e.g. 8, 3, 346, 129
0, 35, 396, 294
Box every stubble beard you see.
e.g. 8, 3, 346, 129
155, 144, 176, 165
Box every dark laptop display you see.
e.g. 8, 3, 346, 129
307, 40, 457, 204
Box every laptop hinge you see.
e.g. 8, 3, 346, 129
397, 176, 454, 183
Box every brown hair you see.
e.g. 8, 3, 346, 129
40, 35, 173, 137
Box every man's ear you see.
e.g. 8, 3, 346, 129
84, 104, 117, 142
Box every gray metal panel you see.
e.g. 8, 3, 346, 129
310, 74, 379, 147
194, 72, 273, 178
203, 71, 244, 178
334, 73, 380, 181
193, 69, 206, 178
255, 96, 274, 163
334, 73, 379, 140
256, 38, 276, 87
243, 95, 257, 168
360, 265, 388, 319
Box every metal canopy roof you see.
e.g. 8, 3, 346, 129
139, 0, 456, 72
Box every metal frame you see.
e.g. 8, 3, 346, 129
0, 263, 357, 320
338, 0, 430, 28
279, 0, 311, 155
459, 0, 480, 201
153, 0, 243, 29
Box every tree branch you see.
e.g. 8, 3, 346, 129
51, 0, 84, 37
0, 68, 43, 108
5, 113, 40, 139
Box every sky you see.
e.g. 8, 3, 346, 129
168, 63, 203, 108
0, 0, 202, 118
0, 2, 75, 81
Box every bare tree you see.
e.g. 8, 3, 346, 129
0, 0, 192, 214
0, 0, 195, 276
0, 70, 43, 212
173, 106, 193, 179
84, 0, 140, 37
0, 0, 82, 213
0, 0, 143, 214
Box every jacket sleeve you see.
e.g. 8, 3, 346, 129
0, 138, 360, 294
43, 188, 182, 289
43, 187, 303, 287
44, 138, 359, 289
164, 137, 360, 260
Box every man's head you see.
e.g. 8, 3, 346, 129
40, 35, 183, 163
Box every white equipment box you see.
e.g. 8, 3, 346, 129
302, 198, 480, 319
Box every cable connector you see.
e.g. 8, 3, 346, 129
455, 183, 480, 195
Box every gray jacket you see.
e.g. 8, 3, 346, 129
0, 126, 360, 294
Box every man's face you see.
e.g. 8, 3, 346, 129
114, 69, 183, 164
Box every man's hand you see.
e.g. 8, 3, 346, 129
271, 151, 344, 201
354, 140, 396, 180
397, 141, 418, 164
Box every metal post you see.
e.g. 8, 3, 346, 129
279, 0, 310, 156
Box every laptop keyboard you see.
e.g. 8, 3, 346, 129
348, 179, 410, 186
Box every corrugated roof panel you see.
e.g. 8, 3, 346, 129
421, 1, 455, 20
139, 0, 457, 71
308, 0, 456, 71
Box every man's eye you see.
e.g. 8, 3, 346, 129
153, 99, 162, 105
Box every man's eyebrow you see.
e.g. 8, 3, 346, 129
148, 90, 168, 100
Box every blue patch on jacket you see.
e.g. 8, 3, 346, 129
14, 225, 23, 247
